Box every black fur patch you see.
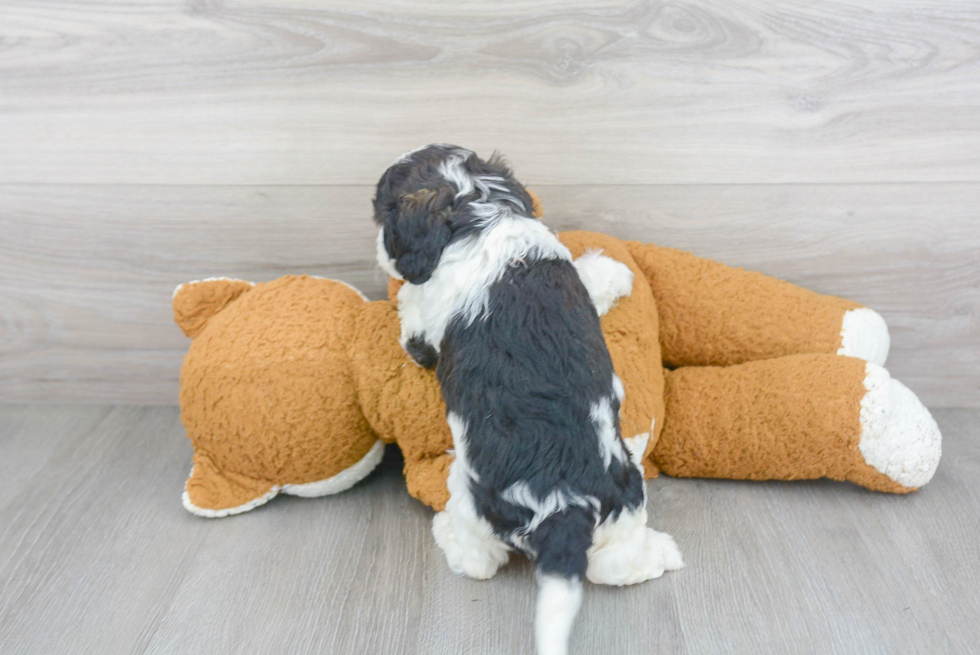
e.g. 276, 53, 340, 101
437, 258, 645, 579
405, 334, 438, 369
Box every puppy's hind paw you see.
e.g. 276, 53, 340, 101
648, 529, 685, 573
432, 511, 509, 580
587, 519, 684, 586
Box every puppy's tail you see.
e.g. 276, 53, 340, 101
528, 508, 593, 655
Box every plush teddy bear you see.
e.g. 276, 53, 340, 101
173, 226, 941, 517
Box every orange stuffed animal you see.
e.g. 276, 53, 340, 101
173, 209, 941, 517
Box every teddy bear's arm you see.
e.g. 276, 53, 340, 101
625, 241, 889, 368
654, 354, 941, 492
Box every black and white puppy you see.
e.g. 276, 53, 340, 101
373, 144, 683, 655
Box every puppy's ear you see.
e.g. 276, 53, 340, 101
383, 185, 456, 284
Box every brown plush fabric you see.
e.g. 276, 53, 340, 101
404, 453, 454, 511
526, 189, 543, 219
626, 242, 860, 368
348, 300, 454, 509
174, 229, 907, 515
185, 450, 276, 511
178, 276, 379, 511
173, 279, 254, 339
557, 232, 665, 467
655, 354, 911, 492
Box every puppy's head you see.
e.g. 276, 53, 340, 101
373, 144, 535, 284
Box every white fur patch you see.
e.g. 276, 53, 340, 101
435, 147, 526, 213
501, 482, 600, 537
280, 439, 385, 497
586, 507, 684, 586
612, 373, 625, 403
572, 250, 634, 317
535, 574, 583, 655
624, 420, 654, 503
396, 216, 571, 355
838, 307, 890, 366
392, 142, 454, 166
590, 397, 628, 470
437, 148, 476, 197
858, 363, 942, 488
432, 413, 511, 579
446, 412, 480, 483
622, 432, 650, 469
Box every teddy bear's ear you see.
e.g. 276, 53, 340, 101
386, 276, 405, 303
173, 277, 255, 338
526, 189, 543, 218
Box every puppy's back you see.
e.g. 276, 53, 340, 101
438, 256, 644, 540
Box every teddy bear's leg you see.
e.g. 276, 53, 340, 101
625, 241, 890, 368
585, 507, 684, 586
403, 453, 452, 511
183, 450, 280, 518
654, 354, 941, 492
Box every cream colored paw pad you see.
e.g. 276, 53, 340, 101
859, 364, 941, 488
839, 308, 890, 365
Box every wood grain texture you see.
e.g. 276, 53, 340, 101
0, 0, 978, 184
0, 405, 978, 654
2, 183, 977, 406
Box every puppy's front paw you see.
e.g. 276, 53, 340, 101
404, 334, 438, 368
573, 251, 634, 317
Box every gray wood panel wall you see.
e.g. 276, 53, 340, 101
1, 1, 978, 406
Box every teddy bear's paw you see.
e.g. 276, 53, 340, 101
838, 308, 890, 366
586, 509, 684, 586
432, 510, 510, 580
573, 250, 634, 317
858, 363, 942, 489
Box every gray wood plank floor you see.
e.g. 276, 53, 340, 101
1, 405, 977, 655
